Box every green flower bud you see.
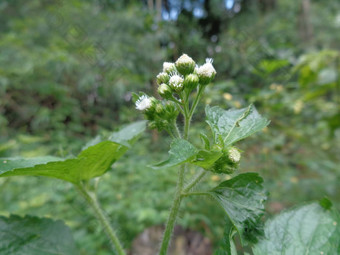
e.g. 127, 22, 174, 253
169, 74, 184, 92
196, 58, 216, 85
156, 72, 170, 85
163, 62, 177, 74
158, 84, 172, 99
165, 101, 179, 119
183, 74, 199, 91
155, 103, 165, 114
175, 54, 196, 75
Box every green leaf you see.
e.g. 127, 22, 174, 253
152, 139, 198, 169
0, 121, 146, 183
214, 220, 237, 255
209, 173, 267, 244
205, 104, 270, 146
191, 150, 223, 170
0, 215, 77, 255
253, 201, 340, 255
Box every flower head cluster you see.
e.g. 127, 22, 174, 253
135, 53, 216, 132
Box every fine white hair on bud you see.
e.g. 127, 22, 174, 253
135, 95, 152, 111
196, 59, 216, 79
169, 73, 184, 91
228, 147, 241, 163
163, 62, 176, 74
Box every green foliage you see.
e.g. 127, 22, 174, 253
209, 173, 267, 245
206, 105, 270, 146
0, 121, 146, 183
0, 215, 77, 255
253, 201, 340, 255
152, 139, 198, 169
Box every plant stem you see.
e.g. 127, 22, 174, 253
159, 164, 185, 255
181, 191, 209, 198
188, 85, 204, 120
183, 169, 207, 193
76, 184, 126, 255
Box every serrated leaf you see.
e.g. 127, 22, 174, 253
253, 201, 340, 255
0, 215, 77, 255
209, 173, 267, 244
0, 121, 146, 183
206, 104, 270, 146
152, 139, 198, 169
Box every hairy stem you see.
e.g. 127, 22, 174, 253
76, 184, 126, 255
183, 169, 207, 193
159, 164, 185, 255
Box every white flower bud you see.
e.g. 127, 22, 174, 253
135, 95, 152, 111
228, 147, 241, 163
175, 54, 196, 75
169, 74, 184, 92
163, 62, 176, 74
196, 58, 217, 85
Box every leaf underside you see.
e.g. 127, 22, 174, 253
0, 215, 77, 255
0, 121, 146, 183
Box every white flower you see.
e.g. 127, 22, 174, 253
196, 58, 216, 79
228, 147, 241, 163
163, 62, 176, 74
169, 74, 184, 91
135, 95, 152, 111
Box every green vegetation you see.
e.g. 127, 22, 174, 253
0, 0, 339, 254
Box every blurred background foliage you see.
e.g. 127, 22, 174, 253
0, 0, 339, 254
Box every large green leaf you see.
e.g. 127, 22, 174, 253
253, 201, 340, 255
205, 104, 270, 146
209, 173, 267, 244
0, 121, 146, 183
152, 139, 198, 169
0, 215, 77, 255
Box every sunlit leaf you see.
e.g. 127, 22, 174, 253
0, 121, 146, 183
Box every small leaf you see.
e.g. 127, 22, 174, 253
152, 139, 198, 169
209, 173, 267, 244
206, 105, 270, 146
200, 133, 211, 150
253, 202, 340, 255
0, 121, 146, 183
191, 150, 223, 170
0, 215, 77, 255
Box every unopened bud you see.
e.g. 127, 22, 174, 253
163, 62, 177, 74
156, 72, 170, 85
227, 147, 241, 163
175, 54, 196, 75
183, 74, 199, 91
158, 84, 172, 99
